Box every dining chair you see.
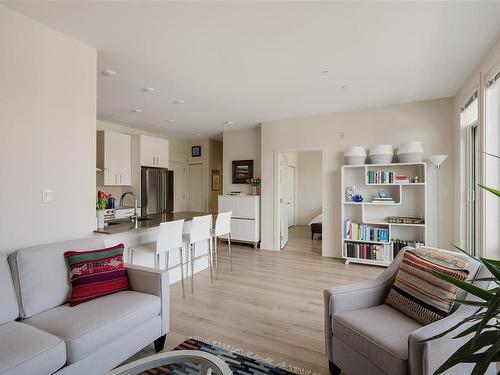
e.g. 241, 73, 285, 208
212, 211, 232, 279
183, 214, 213, 293
128, 219, 186, 298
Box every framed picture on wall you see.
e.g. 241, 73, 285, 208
232, 160, 254, 183
191, 145, 201, 157
212, 173, 221, 191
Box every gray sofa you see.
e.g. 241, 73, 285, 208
0, 236, 169, 375
324, 247, 496, 375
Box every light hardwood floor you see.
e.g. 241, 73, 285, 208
140, 226, 382, 374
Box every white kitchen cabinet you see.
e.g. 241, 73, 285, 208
96, 130, 132, 186
218, 195, 260, 249
140, 135, 169, 168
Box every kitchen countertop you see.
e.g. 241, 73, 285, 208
94, 211, 212, 235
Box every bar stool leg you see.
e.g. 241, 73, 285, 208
208, 238, 213, 284
190, 243, 195, 294
179, 246, 185, 299
228, 233, 233, 272
129, 249, 134, 265
154, 253, 160, 269
165, 251, 169, 270
215, 236, 219, 280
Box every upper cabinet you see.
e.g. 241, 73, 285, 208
96, 130, 132, 186
139, 135, 169, 168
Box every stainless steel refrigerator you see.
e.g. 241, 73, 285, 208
141, 167, 174, 216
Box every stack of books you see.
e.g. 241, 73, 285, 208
372, 197, 395, 204
394, 175, 410, 183
392, 239, 425, 257
367, 170, 394, 184
344, 220, 389, 242
344, 241, 387, 261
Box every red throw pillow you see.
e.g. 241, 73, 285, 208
64, 243, 129, 306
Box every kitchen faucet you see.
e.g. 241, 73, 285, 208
119, 192, 138, 220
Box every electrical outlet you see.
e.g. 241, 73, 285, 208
42, 190, 52, 203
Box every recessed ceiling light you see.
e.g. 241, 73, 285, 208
341, 84, 350, 90
142, 87, 156, 92
224, 121, 234, 125
321, 68, 329, 74
101, 70, 117, 76
196, 133, 201, 136
173, 99, 185, 104
131, 109, 143, 113
166, 119, 175, 123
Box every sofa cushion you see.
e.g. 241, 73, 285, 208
0, 254, 18, 324
332, 304, 422, 375
24, 290, 160, 364
8, 237, 105, 318
385, 248, 470, 325
0, 321, 66, 375
64, 243, 129, 306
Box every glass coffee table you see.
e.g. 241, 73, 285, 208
108, 350, 232, 375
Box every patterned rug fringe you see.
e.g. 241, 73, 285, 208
188, 336, 321, 375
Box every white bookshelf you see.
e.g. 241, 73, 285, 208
341, 162, 427, 267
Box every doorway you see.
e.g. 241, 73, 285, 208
188, 163, 204, 212
278, 151, 323, 251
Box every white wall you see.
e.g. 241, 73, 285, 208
260, 98, 455, 256
297, 151, 322, 225
0, 5, 97, 253
454, 35, 500, 260
222, 127, 261, 194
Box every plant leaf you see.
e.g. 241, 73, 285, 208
432, 271, 494, 301
434, 331, 500, 374
453, 322, 497, 338
450, 242, 479, 261
471, 292, 500, 346
478, 258, 500, 283
420, 313, 486, 343
478, 184, 500, 198
451, 299, 488, 308
471, 340, 500, 375
484, 151, 500, 160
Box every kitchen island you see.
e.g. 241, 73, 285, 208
94, 211, 213, 285
94, 211, 211, 235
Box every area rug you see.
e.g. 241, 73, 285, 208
140, 337, 318, 375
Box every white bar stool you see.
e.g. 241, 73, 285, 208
212, 211, 232, 279
183, 214, 213, 293
128, 219, 186, 298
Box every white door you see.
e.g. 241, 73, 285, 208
170, 161, 187, 212
188, 163, 204, 212
287, 166, 295, 227
280, 156, 289, 248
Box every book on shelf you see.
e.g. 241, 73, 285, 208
344, 220, 389, 242
392, 239, 425, 258
367, 170, 394, 184
388, 216, 425, 225
344, 241, 388, 261
372, 197, 395, 204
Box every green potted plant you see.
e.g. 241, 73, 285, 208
247, 177, 261, 196
424, 154, 500, 375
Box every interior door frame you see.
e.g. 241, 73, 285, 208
287, 165, 296, 227
273, 146, 328, 255
187, 162, 205, 212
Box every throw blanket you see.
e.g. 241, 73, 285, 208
309, 214, 322, 226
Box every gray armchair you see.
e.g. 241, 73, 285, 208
324, 247, 496, 375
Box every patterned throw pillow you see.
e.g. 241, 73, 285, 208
64, 243, 129, 306
385, 248, 470, 325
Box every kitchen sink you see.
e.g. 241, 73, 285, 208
106, 217, 152, 226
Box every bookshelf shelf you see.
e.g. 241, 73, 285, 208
341, 162, 427, 267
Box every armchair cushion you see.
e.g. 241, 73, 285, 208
333, 304, 422, 375
385, 248, 470, 325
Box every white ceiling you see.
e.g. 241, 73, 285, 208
4, 1, 500, 139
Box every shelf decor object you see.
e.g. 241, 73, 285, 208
369, 145, 394, 164
428, 154, 447, 246
341, 162, 427, 267
397, 141, 424, 163
344, 146, 367, 165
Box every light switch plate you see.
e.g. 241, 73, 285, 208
42, 189, 52, 203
